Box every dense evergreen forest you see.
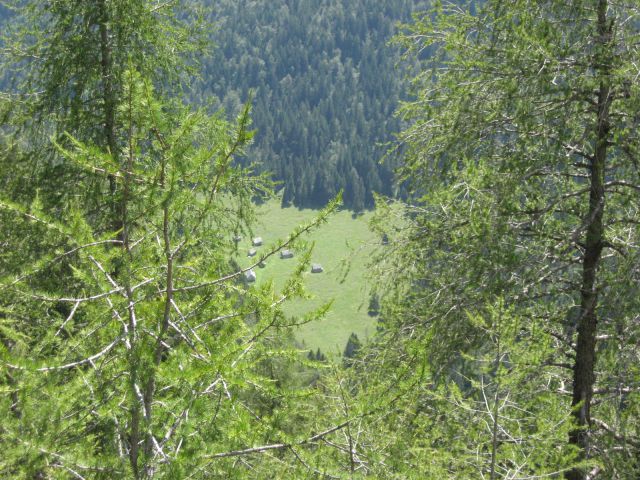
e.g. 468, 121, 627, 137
197, 0, 418, 210
1, 1, 639, 479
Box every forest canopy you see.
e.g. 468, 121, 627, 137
195, 0, 420, 210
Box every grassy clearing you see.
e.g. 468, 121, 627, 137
235, 198, 381, 356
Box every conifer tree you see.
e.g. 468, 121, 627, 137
368, 1, 640, 478
1, 2, 348, 477
1, 0, 204, 224
1, 63, 342, 479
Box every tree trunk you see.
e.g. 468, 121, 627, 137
97, 0, 123, 238
567, 1, 611, 478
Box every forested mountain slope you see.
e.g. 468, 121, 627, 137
198, 0, 420, 210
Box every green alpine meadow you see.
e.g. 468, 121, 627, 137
0, 1, 638, 478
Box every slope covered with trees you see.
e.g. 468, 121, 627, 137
198, 0, 419, 210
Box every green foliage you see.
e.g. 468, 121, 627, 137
342, 333, 362, 368
194, 0, 423, 210
0, 66, 344, 477
0, 0, 206, 223
368, 291, 380, 317
360, 0, 640, 477
1, 2, 357, 477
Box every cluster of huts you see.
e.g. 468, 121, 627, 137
236, 234, 323, 283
